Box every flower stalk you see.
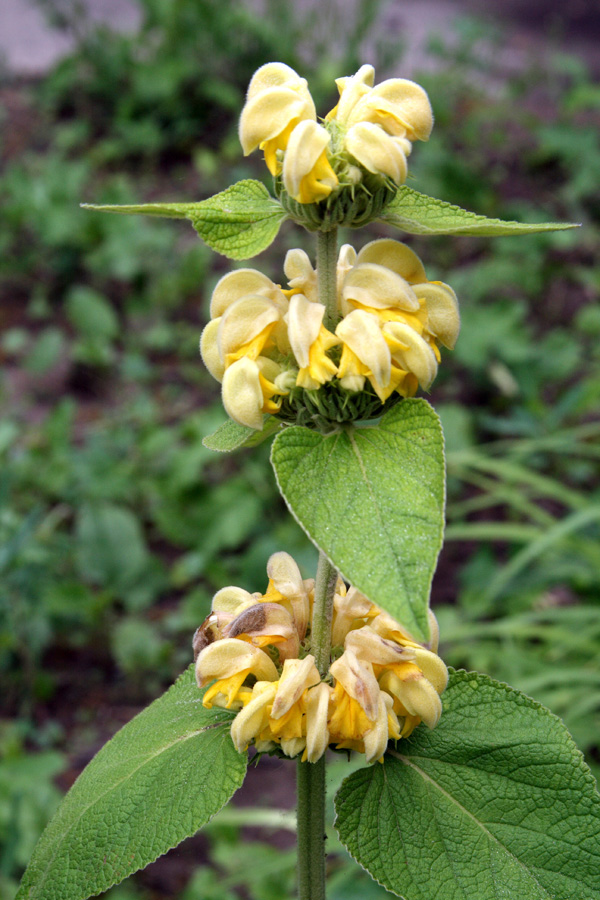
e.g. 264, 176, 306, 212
296, 218, 341, 899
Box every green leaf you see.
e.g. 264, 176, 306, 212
271, 399, 445, 641
335, 669, 600, 900
203, 416, 281, 452
380, 186, 580, 236
17, 666, 247, 900
82, 180, 286, 259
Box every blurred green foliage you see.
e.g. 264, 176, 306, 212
1, 2, 599, 898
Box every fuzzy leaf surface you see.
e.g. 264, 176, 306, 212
335, 669, 600, 900
203, 416, 280, 452
17, 667, 246, 900
380, 186, 579, 235
271, 399, 445, 641
82, 180, 285, 259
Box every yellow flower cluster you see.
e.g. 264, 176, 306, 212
200, 239, 459, 429
194, 553, 448, 764
239, 63, 433, 204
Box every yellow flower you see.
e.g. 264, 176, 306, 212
240, 62, 432, 203
194, 556, 448, 763
239, 63, 316, 175
282, 120, 338, 204
327, 64, 433, 187
285, 293, 339, 389
337, 238, 459, 397
196, 638, 278, 709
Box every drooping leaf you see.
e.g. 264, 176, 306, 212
17, 667, 246, 900
203, 416, 281, 452
82, 180, 286, 259
380, 186, 580, 236
335, 669, 600, 900
271, 399, 445, 641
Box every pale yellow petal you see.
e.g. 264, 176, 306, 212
211, 586, 256, 614
271, 655, 320, 719
282, 120, 337, 204
343, 262, 420, 311
413, 648, 449, 695
200, 317, 224, 382
218, 295, 280, 364
356, 239, 427, 284
230, 681, 278, 752
221, 357, 264, 430
329, 64, 375, 122
413, 281, 460, 349
330, 649, 380, 722
363, 692, 392, 764
383, 321, 438, 389
345, 122, 408, 184
195, 638, 278, 686
286, 293, 325, 368
210, 269, 280, 318
245, 63, 310, 101
348, 78, 433, 141
305, 683, 332, 763
239, 88, 314, 155
336, 309, 391, 396
400, 677, 443, 729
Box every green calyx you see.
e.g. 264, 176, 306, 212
276, 175, 397, 231
276, 381, 401, 431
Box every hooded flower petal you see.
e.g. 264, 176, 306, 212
382, 321, 439, 390
221, 357, 265, 430
336, 309, 392, 401
345, 122, 409, 185
265, 551, 310, 640
218, 295, 281, 367
230, 681, 278, 752
210, 268, 287, 318
286, 293, 339, 388
199, 317, 225, 382
346, 78, 433, 141
342, 262, 420, 312
305, 682, 332, 763
239, 63, 316, 173
412, 281, 460, 349
282, 120, 338, 204
271, 655, 320, 720
356, 239, 427, 284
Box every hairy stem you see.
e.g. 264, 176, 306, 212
316, 226, 339, 331
311, 552, 339, 676
297, 550, 338, 899
297, 754, 327, 900
296, 227, 341, 900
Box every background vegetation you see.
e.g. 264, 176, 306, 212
1, 1, 599, 897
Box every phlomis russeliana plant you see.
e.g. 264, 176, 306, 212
18, 62, 599, 900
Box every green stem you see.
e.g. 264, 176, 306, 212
311, 552, 339, 676
316, 227, 339, 331
296, 551, 338, 899
297, 755, 326, 900
296, 226, 341, 900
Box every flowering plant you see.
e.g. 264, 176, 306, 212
18, 62, 599, 900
